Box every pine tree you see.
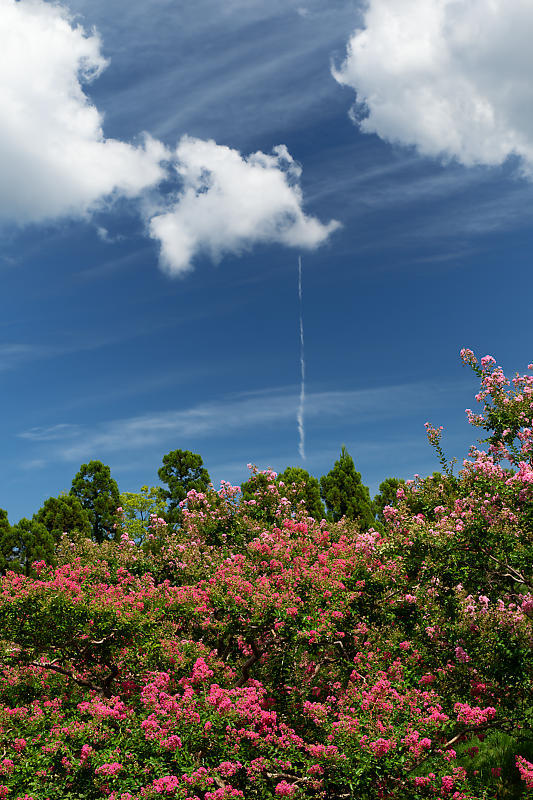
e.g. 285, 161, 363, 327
35, 493, 92, 543
70, 461, 120, 543
158, 449, 211, 525
0, 514, 55, 576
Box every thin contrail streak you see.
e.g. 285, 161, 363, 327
297, 255, 305, 459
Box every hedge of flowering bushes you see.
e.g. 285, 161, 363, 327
0, 350, 532, 800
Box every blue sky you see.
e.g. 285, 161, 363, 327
2, 0, 533, 522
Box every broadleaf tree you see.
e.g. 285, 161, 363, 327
118, 485, 168, 544
0, 509, 13, 575
373, 477, 406, 525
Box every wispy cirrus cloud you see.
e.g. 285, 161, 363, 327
66, 0, 362, 145
0, 343, 50, 371
19, 424, 82, 443
0, 329, 155, 374
18, 378, 470, 465
0, 0, 339, 276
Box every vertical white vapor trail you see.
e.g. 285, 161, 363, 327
297, 256, 306, 459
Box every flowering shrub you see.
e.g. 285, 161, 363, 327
0, 350, 532, 798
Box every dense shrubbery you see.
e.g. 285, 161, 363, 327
0, 350, 532, 799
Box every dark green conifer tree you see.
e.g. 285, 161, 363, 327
0, 515, 55, 576
0, 509, 13, 575
70, 460, 120, 543
319, 446, 375, 529
35, 493, 92, 543
158, 449, 211, 524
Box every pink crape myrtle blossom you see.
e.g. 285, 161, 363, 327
517, 756, 533, 789
95, 762, 123, 777
274, 781, 297, 796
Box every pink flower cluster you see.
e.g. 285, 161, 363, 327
453, 703, 496, 726
516, 756, 533, 789
95, 762, 123, 777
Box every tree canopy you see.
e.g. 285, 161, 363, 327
158, 449, 211, 524
276, 466, 325, 519
34, 492, 92, 543
0, 508, 12, 575
70, 460, 120, 543
0, 514, 55, 576
118, 485, 167, 544
319, 445, 375, 528
373, 476, 406, 524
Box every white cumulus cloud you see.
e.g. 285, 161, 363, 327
0, 0, 339, 273
149, 136, 340, 275
0, 0, 168, 223
334, 0, 533, 172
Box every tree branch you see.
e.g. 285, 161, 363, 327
485, 554, 531, 588
29, 660, 102, 694
235, 639, 263, 688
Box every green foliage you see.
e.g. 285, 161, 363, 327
373, 477, 406, 524
0, 515, 55, 576
158, 449, 210, 524
397, 471, 461, 523
241, 466, 325, 523
412, 471, 460, 516
373, 472, 461, 529
70, 460, 120, 543
241, 471, 271, 503
0, 582, 145, 699
119, 485, 167, 544
276, 466, 325, 519
34, 492, 92, 542
319, 446, 375, 528
0, 508, 13, 575
456, 730, 533, 798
